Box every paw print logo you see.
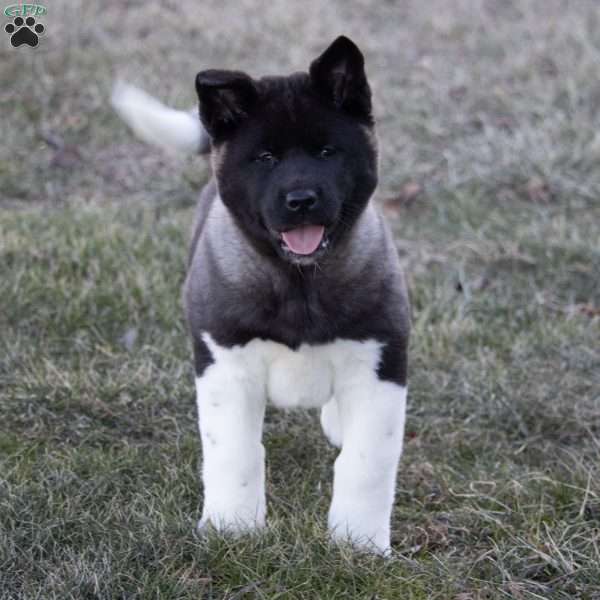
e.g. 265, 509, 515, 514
5, 16, 45, 47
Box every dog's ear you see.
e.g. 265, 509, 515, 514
195, 70, 257, 139
309, 36, 372, 120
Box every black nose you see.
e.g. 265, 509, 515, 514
285, 189, 319, 212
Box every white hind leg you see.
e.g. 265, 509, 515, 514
320, 398, 342, 448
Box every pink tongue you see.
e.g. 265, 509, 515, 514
281, 225, 325, 255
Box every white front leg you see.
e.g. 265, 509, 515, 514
195, 360, 266, 533
328, 379, 406, 554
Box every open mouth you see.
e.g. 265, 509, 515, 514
279, 224, 329, 257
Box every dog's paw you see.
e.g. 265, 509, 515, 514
196, 518, 265, 537
4, 16, 44, 48
320, 398, 342, 448
196, 509, 266, 536
328, 519, 391, 556
328, 504, 391, 555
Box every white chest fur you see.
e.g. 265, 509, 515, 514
202, 332, 384, 409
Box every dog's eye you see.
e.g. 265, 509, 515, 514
256, 151, 277, 165
319, 145, 336, 158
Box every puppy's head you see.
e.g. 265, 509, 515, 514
196, 36, 378, 265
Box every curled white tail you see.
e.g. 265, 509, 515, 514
111, 81, 210, 154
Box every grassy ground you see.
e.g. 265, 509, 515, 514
1, 1, 599, 598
